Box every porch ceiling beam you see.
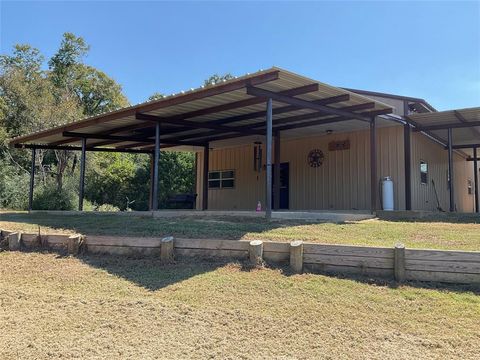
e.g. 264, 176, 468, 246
14, 143, 153, 154
193, 109, 391, 144
246, 86, 372, 122
50, 122, 161, 147
63, 131, 155, 143
254, 102, 376, 129
133, 93, 351, 140
135, 113, 264, 135
62, 131, 205, 147
161, 102, 376, 144
449, 144, 480, 150
274, 108, 391, 132
413, 120, 480, 132
64, 125, 201, 147
207, 93, 350, 126
116, 142, 188, 150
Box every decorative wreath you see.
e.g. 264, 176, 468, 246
307, 149, 324, 168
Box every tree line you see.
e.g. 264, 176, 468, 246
0, 33, 232, 211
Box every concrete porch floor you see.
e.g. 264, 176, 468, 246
30, 209, 375, 222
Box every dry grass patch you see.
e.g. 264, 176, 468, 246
0, 251, 479, 359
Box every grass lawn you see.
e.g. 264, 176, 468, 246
0, 251, 478, 359
1, 211, 480, 251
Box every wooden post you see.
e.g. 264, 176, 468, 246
8, 232, 21, 251
68, 234, 82, 255
290, 240, 303, 273
161, 236, 174, 262
394, 243, 406, 282
249, 240, 264, 265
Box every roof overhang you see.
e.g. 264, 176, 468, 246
10, 67, 393, 153
407, 107, 480, 152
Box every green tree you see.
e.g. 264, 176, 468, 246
0, 34, 130, 208
148, 92, 164, 101
48, 33, 128, 117
203, 73, 234, 86
48, 32, 89, 92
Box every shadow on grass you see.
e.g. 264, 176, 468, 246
78, 254, 225, 291
72, 251, 480, 295
0, 211, 311, 240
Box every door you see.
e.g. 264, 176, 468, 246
273, 162, 289, 209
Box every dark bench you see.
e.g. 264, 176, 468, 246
166, 193, 197, 209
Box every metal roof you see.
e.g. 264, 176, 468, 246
10, 67, 393, 153
407, 107, 480, 149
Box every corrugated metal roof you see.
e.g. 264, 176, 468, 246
407, 107, 480, 147
10, 67, 393, 151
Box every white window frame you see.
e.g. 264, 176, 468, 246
420, 160, 428, 185
208, 170, 235, 190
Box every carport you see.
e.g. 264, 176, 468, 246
9, 67, 393, 219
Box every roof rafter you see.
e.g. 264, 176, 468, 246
162, 102, 376, 144
246, 86, 372, 122
62, 131, 206, 147
14, 143, 153, 154
413, 120, 480, 132
134, 113, 264, 135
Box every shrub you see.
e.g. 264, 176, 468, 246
0, 159, 30, 210
32, 184, 77, 210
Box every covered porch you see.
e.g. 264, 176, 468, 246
10, 67, 393, 219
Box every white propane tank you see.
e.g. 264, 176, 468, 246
382, 176, 394, 211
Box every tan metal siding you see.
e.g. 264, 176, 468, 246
410, 133, 474, 212
197, 126, 406, 211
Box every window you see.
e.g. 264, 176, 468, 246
468, 179, 473, 195
208, 170, 235, 189
420, 161, 428, 185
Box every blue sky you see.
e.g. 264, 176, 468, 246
1, 1, 479, 110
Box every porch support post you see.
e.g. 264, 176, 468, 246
447, 128, 455, 212
403, 123, 412, 210
265, 98, 273, 220
370, 117, 377, 213
149, 153, 154, 210
202, 143, 209, 210
273, 131, 281, 210
152, 122, 160, 210
473, 146, 479, 213
28, 147, 36, 211
78, 138, 86, 211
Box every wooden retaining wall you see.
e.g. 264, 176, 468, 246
1, 230, 479, 285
